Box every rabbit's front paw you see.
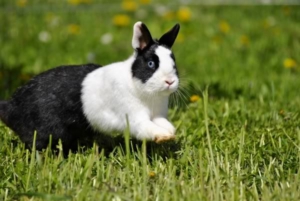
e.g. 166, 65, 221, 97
135, 121, 175, 143
154, 135, 176, 143
152, 117, 176, 135
151, 126, 175, 143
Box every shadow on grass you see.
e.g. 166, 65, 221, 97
4, 127, 181, 161
72, 132, 181, 160
78, 135, 181, 161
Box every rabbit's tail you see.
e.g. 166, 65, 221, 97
0, 101, 8, 124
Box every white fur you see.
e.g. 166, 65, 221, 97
81, 26, 178, 141
132, 22, 143, 49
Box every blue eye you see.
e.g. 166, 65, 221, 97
147, 61, 155, 69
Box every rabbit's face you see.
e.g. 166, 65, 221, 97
131, 21, 180, 96
132, 44, 179, 96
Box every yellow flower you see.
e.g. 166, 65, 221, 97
81, 0, 92, 3
67, 0, 81, 5
122, 0, 138, 12
148, 171, 156, 178
45, 13, 54, 22
282, 6, 291, 15
177, 7, 191, 22
190, 95, 201, 103
279, 109, 285, 116
67, 24, 80, 35
219, 21, 230, 34
283, 6, 291, 15
140, 0, 151, 4
16, 0, 27, 7
283, 58, 297, 69
113, 14, 131, 27
212, 35, 222, 44
240, 35, 250, 46
272, 27, 281, 35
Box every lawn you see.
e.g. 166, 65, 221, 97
1, 1, 300, 200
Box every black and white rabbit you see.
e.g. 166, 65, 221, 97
0, 22, 180, 151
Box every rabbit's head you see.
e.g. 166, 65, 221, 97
131, 22, 180, 96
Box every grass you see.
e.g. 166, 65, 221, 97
1, 2, 300, 200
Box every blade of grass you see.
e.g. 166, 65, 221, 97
25, 131, 37, 192
203, 87, 220, 201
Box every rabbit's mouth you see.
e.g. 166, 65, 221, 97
161, 84, 178, 95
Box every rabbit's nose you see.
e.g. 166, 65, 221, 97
165, 80, 175, 86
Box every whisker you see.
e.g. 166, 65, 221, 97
176, 90, 189, 108
177, 87, 189, 100
171, 88, 189, 108
174, 91, 180, 108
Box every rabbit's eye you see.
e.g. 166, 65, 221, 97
147, 61, 155, 69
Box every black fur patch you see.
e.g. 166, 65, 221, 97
131, 43, 161, 83
3, 64, 101, 152
0, 101, 8, 124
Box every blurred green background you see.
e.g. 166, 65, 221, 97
0, 1, 299, 103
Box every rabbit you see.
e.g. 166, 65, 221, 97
0, 21, 180, 152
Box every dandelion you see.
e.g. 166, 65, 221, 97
45, 13, 60, 27
219, 21, 230, 34
155, 5, 167, 17
177, 7, 191, 22
149, 171, 156, 178
190, 95, 201, 103
282, 6, 291, 15
263, 17, 276, 29
81, 0, 92, 4
86, 52, 95, 63
283, 58, 297, 69
135, 9, 148, 19
113, 14, 131, 27
100, 33, 113, 45
67, 0, 81, 5
16, 0, 27, 7
45, 13, 54, 21
38, 31, 51, 43
279, 109, 285, 116
212, 35, 222, 44
112, 196, 122, 201
122, 0, 138, 12
67, 24, 80, 35
240, 35, 250, 46
140, 0, 151, 4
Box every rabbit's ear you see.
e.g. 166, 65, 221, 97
132, 22, 154, 50
158, 24, 180, 49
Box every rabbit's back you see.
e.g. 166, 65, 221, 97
5, 64, 101, 151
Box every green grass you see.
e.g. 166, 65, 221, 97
1, 2, 300, 200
